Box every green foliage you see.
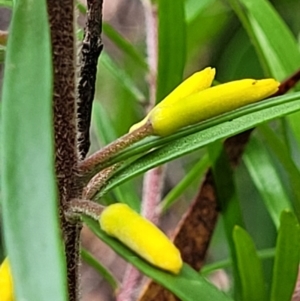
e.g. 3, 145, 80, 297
94, 92, 300, 199
1, 0, 300, 300
228, 0, 300, 79
270, 210, 300, 301
243, 136, 292, 229
156, 0, 186, 102
81, 248, 118, 290
233, 226, 267, 301
0, 0, 67, 300
84, 216, 233, 301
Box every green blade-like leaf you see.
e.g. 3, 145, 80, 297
97, 93, 300, 197
83, 216, 233, 301
102, 22, 148, 71
201, 248, 275, 276
0, 1, 67, 301
258, 124, 300, 219
229, 0, 300, 149
81, 248, 118, 290
94, 92, 300, 172
270, 210, 300, 301
243, 135, 292, 229
100, 51, 145, 103
229, 0, 300, 79
233, 226, 267, 301
208, 140, 244, 299
0, 46, 5, 63
185, 0, 213, 22
160, 152, 210, 211
156, 0, 186, 102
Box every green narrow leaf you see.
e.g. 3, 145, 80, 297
156, 0, 186, 102
100, 51, 145, 103
185, 0, 213, 22
160, 152, 210, 211
233, 226, 267, 301
98, 92, 300, 171
201, 248, 275, 276
97, 93, 300, 197
186, 1, 229, 64
81, 248, 118, 290
0, 1, 67, 301
92, 101, 117, 146
229, 0, 300, 150
243, 135, 292, 229
270, 210, 300, 301
229, 0, 300, 80
0, 46, 4, 63
258, 124, 300, 219
102, 22, 148, 71
83, 216, 233, 301
208, 140, 244, 299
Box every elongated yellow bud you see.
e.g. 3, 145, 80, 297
159, 67, 216, 106
150, 78, 279, 136
99, 203, 182, 274
129, 67, 215, 132
0, 258, 14, 301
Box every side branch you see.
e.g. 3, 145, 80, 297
77, 0, 104, 159
78, 123, 153, 181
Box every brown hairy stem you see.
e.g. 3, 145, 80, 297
83, 163, 123, 200
65, 199, 105, 221
47, 1, 81, 300
78, 122, 153, 181
273, 69, 300, 97
77, 0, 104, 159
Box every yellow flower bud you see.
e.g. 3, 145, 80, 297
150, 78, 279, 136
99, 203, 182, 274
0, 258, 14, 301
159, 67, 216, 105
129, 67, 215, 132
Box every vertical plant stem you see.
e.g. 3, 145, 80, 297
141, 0, 161, 223
141, 165, 164, 224
116, 265, 143, 301
117, 2, 161, 301
143, 0, 158, 109
47, 2, 81, 300
77, 0, 104, 159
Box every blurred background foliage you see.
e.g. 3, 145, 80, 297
83, 0, 300, 299
1, 0, 300, 300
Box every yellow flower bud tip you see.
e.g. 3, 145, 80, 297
99, 203, 183, 274
159, 67, 216, 106
149, 78, 279, 136
0, 258, 14, 301
129, 67, 216, 133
